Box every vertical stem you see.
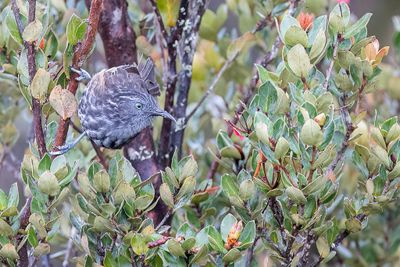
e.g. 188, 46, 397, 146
158, 0, 189, 167
170, 0, 209, 159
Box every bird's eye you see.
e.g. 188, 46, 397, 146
135, 103, 143, 109
147, 80, 154, 86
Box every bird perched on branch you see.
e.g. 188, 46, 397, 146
50, 58, 175, 155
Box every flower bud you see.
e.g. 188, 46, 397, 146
0, 243, 19, 260
386, 123, 400, 143
275, 137, 290, 159
276, 87, 290, 114
225, 221, 243, 250
33, 243, 50, 257
388, 161, 400, 180
93, 170, 110, 193
114, 181, 136, 205
300, 119, 323, 146
254, 111, 270, 145
239, 179, 255, 201
38, 171, 60, 196
314, 113, 326, 127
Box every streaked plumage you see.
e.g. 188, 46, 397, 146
78, 58, 174, 149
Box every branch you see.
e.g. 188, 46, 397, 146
170, 0, 210, 159
71, 122, 108, 169
185, 54, 236, 122
245, 236, 260, 267
296, 230, 315, 267
149, 0, 168, 42
326, 94, 354, 174
310, 214, 367, 267
158, 0, 189, 167
322, 34, 342, 91
11, 0, 47, 158
52, 0, 102, 151
147, 236, 170, 249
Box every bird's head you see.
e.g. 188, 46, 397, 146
119, 91, 176, 130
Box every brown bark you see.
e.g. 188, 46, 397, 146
52, 0, 103, 152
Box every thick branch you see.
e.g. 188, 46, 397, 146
52, 0, 102, 151
158, 0, 189, 168
170, 0, 209, 159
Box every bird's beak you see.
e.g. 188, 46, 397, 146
153, 108, 176, 123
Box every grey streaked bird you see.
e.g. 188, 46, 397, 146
50, 58, 175, 155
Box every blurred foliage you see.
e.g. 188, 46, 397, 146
1, 0, 400, 266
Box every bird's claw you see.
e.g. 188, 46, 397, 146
48, 144, 74, 156
70, 67, 91, 82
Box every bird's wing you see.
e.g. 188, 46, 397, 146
86, 58, 160, 96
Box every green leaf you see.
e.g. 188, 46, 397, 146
303, 176, 326, 195
0, 190, 7, 211
343, 13, 372, 39
221, 174, 244, 207
5, 8, 23, 44
30, 68, 51, 103
38, 154, 51, 175
103, 251, 116, 267
27, 227, 38, 247
287, 44, 312, 77
222, 248, 241, 263
160, 183, 174, 208
286, 186, 307, 204
316, 236, 330, 258
207, 226, 225, 253
7, 183, 19, 209
310, 29, 326, 61
166, 239, 186, 257
279, 14, 300, 40
22, 19, 43, 42
131, 234, 149, 255
221, 214, 237, 241
284, 26, 308, 47
238, 220, 256, 245
66, 14, 87, 45
189, 245, 208, 265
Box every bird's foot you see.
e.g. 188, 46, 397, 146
70, 67, 92, 82
48, 143, 75, 156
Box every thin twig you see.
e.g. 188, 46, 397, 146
245, 236, 260, 267
62, 228, 77, 267
52, 0, 102, 153
155, 210, 171, 231
71, 122, 108, 169
322, 34, 342, 91
326, 94, 354, 174
147, 236, 170, 249
149, 0, 168, 42
310, 214, 367, 267
185, 55, 236, 122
